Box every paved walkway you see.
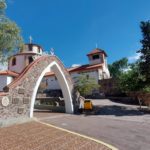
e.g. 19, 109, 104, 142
34, 99, 150, 150
0, 121, 112, 150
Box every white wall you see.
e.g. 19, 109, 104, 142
45, 76, 61, 90
0, 76, 7, 91
9, 55, 25, 73
102, 58, 110, 79
72, 71, 99, 82
7, 76, 13, 85
70, 72, 80, 80
88, 53, 111, 79
89, 59, 102, 65
44, 70, 100, 90
98, 69, 103, 80
32, 46, 42, 55
88, 54, 103, 65
0, 76, 13, 91
9, 54, 41, 73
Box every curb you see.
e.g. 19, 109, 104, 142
36, 120, 119, 150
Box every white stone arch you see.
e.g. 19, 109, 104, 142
29, 61, 74, 118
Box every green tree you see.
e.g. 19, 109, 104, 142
108, 57, 128, 78
0, 0, 23, 63
119, 61, 144, 92
74, 75, 99, 97
138, 21, 150, 85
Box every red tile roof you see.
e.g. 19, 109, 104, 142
44, 72, 54, 76
0, 92, 8, 96
87, 48, 107, 57
0, 70, 19, 77
45, 63, 103, 77
69, 63, 103, 72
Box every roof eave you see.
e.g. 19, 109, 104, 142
87, 52, 108, 57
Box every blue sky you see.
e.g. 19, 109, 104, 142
6, 0, 150, 67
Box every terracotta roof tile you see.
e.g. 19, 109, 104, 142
87, 48, 107, 57
45, 63, 103, 77
0, 70, 19, 77
0, 92, 8, 96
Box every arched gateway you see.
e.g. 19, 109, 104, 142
0, 55, 74, 126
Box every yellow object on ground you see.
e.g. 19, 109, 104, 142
84, 100, 93, 110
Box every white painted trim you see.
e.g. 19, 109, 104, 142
29, 61, 73, 118
51, 63, 74, 113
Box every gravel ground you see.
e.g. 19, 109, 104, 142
0, 121, 111, 150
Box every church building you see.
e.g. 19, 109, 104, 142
0, 43, 110, 95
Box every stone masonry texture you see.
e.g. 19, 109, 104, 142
0, 56, 74, 126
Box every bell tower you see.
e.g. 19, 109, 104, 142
8, 43, 43, 73
87, 48, 107, 65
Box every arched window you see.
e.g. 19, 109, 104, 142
12, 57, 16, 66
92, 54, 99, 60
28, 56, 34, 64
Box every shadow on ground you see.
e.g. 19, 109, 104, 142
83, 105, 150, 116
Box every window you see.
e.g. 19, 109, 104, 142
92, 54, 99, 60
12, 57, 16, 66
38, 48, 41, 53
28, 56, 34, 64
28, 44, 33, 51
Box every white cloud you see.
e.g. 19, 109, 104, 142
71, 64, 81, 67
128, 53, 141, 62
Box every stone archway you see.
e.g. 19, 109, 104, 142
0, 55, 74, 126
30, 61, 74, 118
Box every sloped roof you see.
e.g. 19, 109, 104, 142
87, 48, 107, 57
68, 63, 103, 72
0, 70, 19, 77
45, 63, 103, 77
0, 92, 8, 96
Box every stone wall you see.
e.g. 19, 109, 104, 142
99, 78, 122, 96
0, 55, 74, 126
127, 92, 150, 107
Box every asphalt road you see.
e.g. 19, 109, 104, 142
34, 99, 150, 150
